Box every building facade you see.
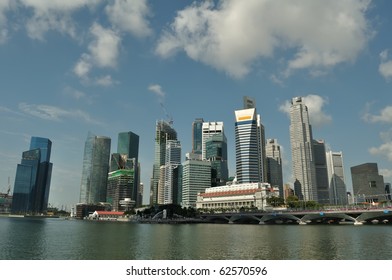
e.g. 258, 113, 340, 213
326, 151, 347, 205
182, 158, 211, 208
234, 108, 263, 183
79, 132, 111, 204
11, 137, 53, 214
266, 139, 283, 198
196, 182, 279, 211
150, 120, 177, 205
192, 118, 204, 158
351, 163, 385, 203
205, 132, 228, 186
313, 140, 330, 204
107, 169, 135, 211
201, 122, 224, 160
289, 97, 317, 201
162, 140, 181, 205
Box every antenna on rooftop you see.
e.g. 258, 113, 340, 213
160, 102, 173, 125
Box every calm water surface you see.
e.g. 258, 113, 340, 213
0, 217, 391, 260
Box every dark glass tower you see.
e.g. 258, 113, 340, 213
205, 133, 228, 186
79, 132, 111, 204
192, 118, 204, 156
11, 137, 53, 214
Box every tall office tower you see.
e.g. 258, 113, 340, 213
234, 107, 264, 184
313, 140, 329, 204
385, 183, 391, 201
289, 97, 317, 201
201, 122, 224, 160
11, 137, 53, 214
266, 139, 283, 198
79, 132, 111, 204
150, 120, 177, 205
162, 140, 181, 204
138, 182, 144, 206
182, 156, 211, 208
192, 118, 204, 158
351, 163, 385, 203
117, 131, 139, 205
205, 133, 228, 186
326, 151, 347, 205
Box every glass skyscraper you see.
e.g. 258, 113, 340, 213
326, 151, 347, 205
205, 133, 228, 186
79, 132, 111, 204
150, 120, 177, 205
266, 139, 283, 198
289, 97, 317, 201
11, 137, 53, 214
192, 118, 204, 157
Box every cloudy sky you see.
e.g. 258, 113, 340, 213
0, 0, 391, 209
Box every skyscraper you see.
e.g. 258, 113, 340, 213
11, 137, 53, 214
150, 120, 177, 205
289, 97, 317, 201
326, 151, 347, 205
192, 118, 204, 157
234, 107, 263, 183
201, 122, 224, 160
266, 139, 283, 198
205, 133, 228, 186
313, 140, 329, 204
182, 157, 211, 208
162, 140, 181, 205
79, 132, 111, 204
117, 131, 140, 205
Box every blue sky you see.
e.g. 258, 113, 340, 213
1, 0, 392, 209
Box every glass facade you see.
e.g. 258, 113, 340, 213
11, 137, 53, 214
192, 118, 204, 155
205, 133, 228, 186
79, 132, 111, 204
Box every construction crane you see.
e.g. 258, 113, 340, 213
160, 102, 173, 125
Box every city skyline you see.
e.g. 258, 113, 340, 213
1, 1, 392, 209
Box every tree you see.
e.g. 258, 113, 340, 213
266, 196, 285, 207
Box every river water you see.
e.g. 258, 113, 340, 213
0, 217, 391, 260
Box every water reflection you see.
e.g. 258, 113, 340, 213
1, 218, 392, 260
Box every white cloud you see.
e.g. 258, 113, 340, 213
0, 0, 12, 43
279, 94, 332, 127
364, 105, 392, 123
379, 49, 392, 80
369, 129, 392, 161
73, 23, 121, 82
20, 0, 100, 40
105, 0, 152, 37
18, 102, 102, 125
95, 75, 118, 87
148, 84, 165, 99
156, 0, 372, 78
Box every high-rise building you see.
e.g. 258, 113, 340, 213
107, 168, 135, 211
326, 151, 347, 205
150, 120, 177, 205
192, 118, 204, 158
234, 107, 264, 183
205, 133, 228, 186
113, 131, 140, 206
11, 137, 53, 214
182, 158, 211, 208
201, 122, 224, 160
266, 139, 283, 198
162, 140, 181, 204
289, 97, 317, 201
79, 132, 111, 204
313, 140, 329, 204
351, 163, 385, 203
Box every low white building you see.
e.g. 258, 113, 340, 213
196, 182, 279, 211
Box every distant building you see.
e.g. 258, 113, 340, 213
313, 140, 329, 204
202, 121, 224, 160
234, 105, 266, 183
326, 151, 347, 205
205, 132, 228, 186
196, 182, 279, 211
385, 183, 391, 201
79, 132, 111, 204
182, 158, 211, 208
150, 120, 177, 205
11, 137, 53, 214
107, 168, 135, 211
266, 139, 283, 198
351, 163, 385, 203
289, 97, 317, 201
192, 118, 204, 157
283, 184, 294, 201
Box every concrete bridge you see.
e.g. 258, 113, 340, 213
199, 208, 392, 225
